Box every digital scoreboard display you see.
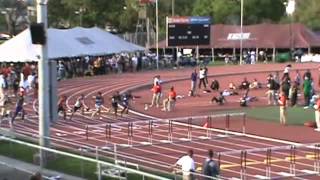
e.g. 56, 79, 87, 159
167, 16, 211, 47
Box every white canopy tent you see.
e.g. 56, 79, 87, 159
0, 27, 144, 62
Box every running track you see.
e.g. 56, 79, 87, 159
1, 63, 320, 179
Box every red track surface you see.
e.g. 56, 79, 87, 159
1, 63, 320, 179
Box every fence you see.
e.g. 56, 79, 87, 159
217, 143, 320, 179
0, 135, 172, 180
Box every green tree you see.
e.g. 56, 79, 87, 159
293, 0, 320, 31
0, 0, 29, 35
192, 0, 286, 25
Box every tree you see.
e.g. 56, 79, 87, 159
192, 0, 286, 25
0, 0, 29, 36
293, 0, 320, 31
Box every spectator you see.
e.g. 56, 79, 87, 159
173, 150, 195, 180
202, 149, 220, 179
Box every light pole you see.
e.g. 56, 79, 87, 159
172, 0, 175, 16
36, 0, 50, 169
75, 7, 84, 27
156, 0, 159, 69
285, 0, 295, 58
239, 0, 244, 65
1, 10, 9, 34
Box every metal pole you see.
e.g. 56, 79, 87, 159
290, 17, 293, 59
172, 0, 175, 16
37, 0, 50, 168
156, 0, 159, 69
240, 0, 244, 65
79, 10, 82, 27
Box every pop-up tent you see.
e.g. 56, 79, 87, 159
0, 27, 145, 62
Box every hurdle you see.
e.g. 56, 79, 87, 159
105, 123, 111, 140
242, 113, 246, 134
225, 114, 230, 135
206, 116, 212, 138
240, 150, 247, 180
187, 118, 192, 140
265, 148, 271, 178
168, 120, 173, 142
289, 145, 296, 175
148, 120, 153, 144
85, 125, 89, 141
314, 144, 320, 173
217, 152, 221, 170
128, 122, 133, 146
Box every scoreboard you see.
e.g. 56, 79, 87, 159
166, 16, 211, 47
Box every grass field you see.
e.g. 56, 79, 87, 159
225, 106, 315, 125
0, 140, 173, 180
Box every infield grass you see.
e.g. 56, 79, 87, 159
225, 106, 315, 125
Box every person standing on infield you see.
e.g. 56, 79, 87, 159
278, 90, 287, 125
190, 69, 197, 96
313, 95, 320, 131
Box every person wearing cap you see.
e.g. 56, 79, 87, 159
173, 150, 195, 180
278, 90, 287, 125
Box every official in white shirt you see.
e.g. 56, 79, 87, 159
174, 150, 196, 180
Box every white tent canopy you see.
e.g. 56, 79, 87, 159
0, 27, 145, 62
